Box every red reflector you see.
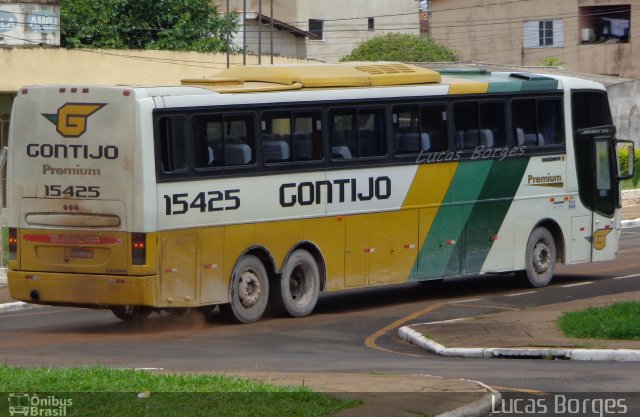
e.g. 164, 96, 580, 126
123, 90, 131, 96
21, 88, 28, 95
26, 275, 33, 280
605, 225, 612, 229
131, 232, 147, 265
491, 235, 498, 241
8, 228, 17, 259
580, 227, 586, 232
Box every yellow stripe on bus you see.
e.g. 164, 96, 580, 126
402, 163, 458, 253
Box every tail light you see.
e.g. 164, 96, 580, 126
131, 233, 146, 265
8, 228, 17, 261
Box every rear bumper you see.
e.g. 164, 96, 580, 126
8, 271, 158, 307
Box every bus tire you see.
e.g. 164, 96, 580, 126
277, 249, 320, 318
222, 255, 269, 324
519, 226, 556, 288
111, 305, 152, 322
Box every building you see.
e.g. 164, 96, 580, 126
0, 0, 59, 47
218, 0, 421, 62
429, 0, 639, 78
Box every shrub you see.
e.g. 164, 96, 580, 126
340, 33, 459, 62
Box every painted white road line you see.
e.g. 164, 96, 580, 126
447, 298, 482, 304
504, 291, 537, 297
561, 281, 593, 288
614, 273, 640, 280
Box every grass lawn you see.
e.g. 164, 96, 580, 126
0, 366, 360, 417
557, 301, 640, 340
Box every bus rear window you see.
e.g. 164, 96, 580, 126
159, 116, 187, 173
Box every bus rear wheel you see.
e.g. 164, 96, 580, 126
518, 226, 556, 288
111, 305, 152, 322
273, 249, 320, 318
221, 255, 269, 324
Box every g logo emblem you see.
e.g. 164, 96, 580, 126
42, 103, 106, 138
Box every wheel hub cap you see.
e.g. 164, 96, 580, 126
532, 241, 550, 274
238, 271, 261, 308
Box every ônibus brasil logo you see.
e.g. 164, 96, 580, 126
8, 393, 73, 416
42, 103, 106, 138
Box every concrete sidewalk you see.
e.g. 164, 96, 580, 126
419, 290, 640, 350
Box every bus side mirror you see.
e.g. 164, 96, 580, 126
616, 140, 636, 181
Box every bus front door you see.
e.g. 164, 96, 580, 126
575, 126, 618, 262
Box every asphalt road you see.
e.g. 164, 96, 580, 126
1, 227, 639, 395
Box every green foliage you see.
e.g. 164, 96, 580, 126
60, 0, 238, 52
539, 56, 566, 67
557, 302, 640, 340
340, 33, 459, 62
0, 367, 360, 417
618, 146, 640, 189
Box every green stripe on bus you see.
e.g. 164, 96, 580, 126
459, 157, 530, 274
521, 79, 559, 92
411, 157, 530, 281
413, 160, 493, 280
487, 81, 523, 94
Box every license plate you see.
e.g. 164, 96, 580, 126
70, 248, 94, 259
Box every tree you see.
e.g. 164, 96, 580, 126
340, 33, 459, 62
60, 0, 237, 52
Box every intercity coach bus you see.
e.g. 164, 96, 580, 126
7, 63, 634, 323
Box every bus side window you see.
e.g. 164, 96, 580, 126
193, 115, 254, 168
158, 116, 187, 173
420, 105, 448, 152
225, 117, 255, 166
537, 100, 564, 145
293, 111, 323, 161
454, 102, 479, 150
393, 106, 422, 155
479, 102, 506, 148
261, 112, 292, 164
357, 109, 386, 158
330, 110, 356, 159
513, 98, 564, 147
512, 99, 540, 146
454, 101, 506, 150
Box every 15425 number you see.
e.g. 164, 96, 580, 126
164, 190, 240, 215
45, 185, 100, 198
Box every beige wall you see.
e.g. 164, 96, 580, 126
297, 0, 420, 62
0, 47, 310, 93
430, 0, 640, 78
219, 0, 420, 62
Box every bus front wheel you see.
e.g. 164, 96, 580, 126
221, 255, 269, 324
274, 249, 320, 318
518, 227, 556, 288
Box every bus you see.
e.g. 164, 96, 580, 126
7, 63, 634, 323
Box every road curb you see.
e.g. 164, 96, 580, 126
398, 326, 640, 362
436, 380, 500, 417
0, 301, 43, 314
621, 218, 640, 228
